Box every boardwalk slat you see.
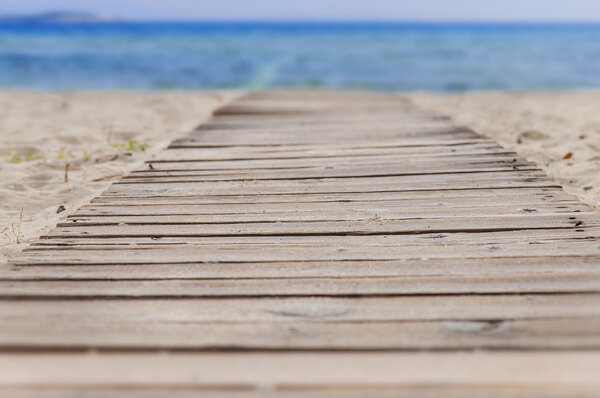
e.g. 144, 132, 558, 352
1, 352, 599, 390
42, 214, 595, 239
2, 295, 599, 321
147, 151, 520, 165
3, 257, 599, 279
1, 273, 600, 298
71, 203, 588, 218
89, 187, 576, 205
61, 207, 593, 224
2, 318, 600, 350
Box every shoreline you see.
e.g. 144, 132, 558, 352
2, 89, 599, 264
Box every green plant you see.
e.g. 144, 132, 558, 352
4, 150, 43, 164
127, 139, 148, 152
25, 151, 43, 162
57, 147, 67, 160
6, 153, 22, 163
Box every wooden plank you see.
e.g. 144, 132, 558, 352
180, 123, 460, 135
2, 295, 599, 322
1, 273, 599, 298
107, 169, 548, 185
32, 224, 600, 244
144, 143, 509, 162
196, 114, 453, 124
122, 162, 538, 181
2, 318, 600, 350
1, 352, 599, 389
90, 187, 576, 205
4, 256, 599, 279
139, 154, 534, 170
42, 213, 595, 239
28, 232, 600, 253
170, 136, 480, 147
2, 387, 599, 398
191, 122, 456, 135
162, 141, 498, 153
73, 201, 588, 217
212, 104, 421, 116
14, 241, 600, 264
60, 207, 593, 225
193, 114, 454, 126
135, 154, 532, 168
102, 175, 560, 198
120, 168, 540, 184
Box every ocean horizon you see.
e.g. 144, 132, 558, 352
1, 21, 599, 91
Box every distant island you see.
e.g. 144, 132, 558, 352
0, 11, 119, 23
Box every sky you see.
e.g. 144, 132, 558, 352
2, 0, 600, 22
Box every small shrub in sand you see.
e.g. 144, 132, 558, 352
2, 208, 24, 244
4, 150, 43, 164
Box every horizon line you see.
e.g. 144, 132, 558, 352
4, 18, 600, 24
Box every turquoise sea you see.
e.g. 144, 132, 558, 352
1, 22, 599, 91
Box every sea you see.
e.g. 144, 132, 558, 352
1, 22, 599, 92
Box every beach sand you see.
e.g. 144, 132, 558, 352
2, 90, 600, 264
0, 91, 238, 264
409, 91, 600, 209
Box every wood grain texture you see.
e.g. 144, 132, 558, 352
1, 352, 600, 391
3, 90, 600, 395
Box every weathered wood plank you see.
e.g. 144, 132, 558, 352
170, 136, 488, 147
73, 202, 588, 217
1, 352, 599, 389
43, 213, 594, 239
2, 295, 599, 322
107, 169, 551, 186
156, 143, 505, 156
1, 273, 599, 298
15, 241, 600, 264
101, 181, 560, 198
121, 162, 538, 182
3, 256, 598, 279
90, 187, 576, 205
193, 115, 454, 126
46, 232, 590, 252
60, 207, 593, 225
2, 318, 600, 350
2, 387, 598, 398
145, 143, 509, 163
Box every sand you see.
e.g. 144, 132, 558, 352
409, 91, 600, 209
2, 90, 600, 264
0, 91, 239, 264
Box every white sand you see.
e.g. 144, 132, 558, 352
3, 90, 600, 264
0, 91, 239, 264
409, 91, 600, 209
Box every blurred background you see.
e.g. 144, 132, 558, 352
1, 0, 600, 91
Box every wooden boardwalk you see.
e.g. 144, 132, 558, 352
2, 90, 600, 396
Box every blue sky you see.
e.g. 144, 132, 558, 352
3, 0, 600, 21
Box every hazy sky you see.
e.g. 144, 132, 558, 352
3, 0, 600, 21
